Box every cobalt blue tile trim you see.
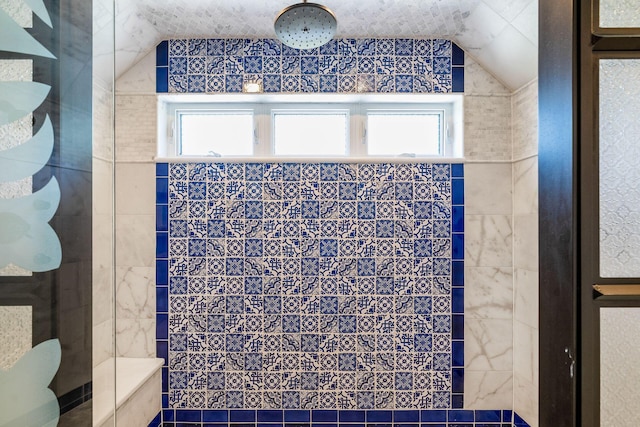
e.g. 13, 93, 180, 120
156, 39, 464, 94
452, 67, 464, 93
148, 412, 161, 427
156, 66, 169, 93
150, 409, 525, 426
513, 413, 531, 427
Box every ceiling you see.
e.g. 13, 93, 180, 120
111, 0, 538, 91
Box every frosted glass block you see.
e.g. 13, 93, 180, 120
601, 308, 640, 426
0, 0, 32, 28
599, 59, 640, 277
600, 0, 640, 28
0, 306, 31, 369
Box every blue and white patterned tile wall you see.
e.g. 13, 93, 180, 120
155, 38, 464, 94
156, 162, 465, 413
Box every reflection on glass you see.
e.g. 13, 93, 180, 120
599, 60, 640, 277
601, 308, 640, 426
600, 0, 640, 28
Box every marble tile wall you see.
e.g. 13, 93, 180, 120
115, 162, 157, 358
512, 81, 538, 161
156, 162, 465, 411
463, 163, 513, 410
512, 155, 538, 427
93, 77, 115, 368
512, 78, 538, 427
156, 38, 464, 94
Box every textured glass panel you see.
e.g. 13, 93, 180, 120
0, 306, 31, 369
0, 339, 61, 426
600, 0, 640, 28
599, 59, 640, 277
601, 308, 640, 426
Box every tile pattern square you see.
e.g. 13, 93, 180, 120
155, 39, 465, 94
156, 162, 464, 411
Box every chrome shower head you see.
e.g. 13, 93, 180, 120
274, 1, 337, 50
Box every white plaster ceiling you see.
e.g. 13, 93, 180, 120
113, 0, 538, 91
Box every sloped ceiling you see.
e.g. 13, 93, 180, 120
113, 0, 537, 91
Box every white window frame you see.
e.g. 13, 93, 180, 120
158, 94, 463, 160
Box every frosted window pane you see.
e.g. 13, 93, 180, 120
599, 59, 640, 277
601, 308, 640, 426
600, 0, 640, 28
273, 112, 348, 156
367, 113, 441, 156
180, 113, 254, 156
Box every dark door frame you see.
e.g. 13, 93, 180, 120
539, 0, 579, 425
540, 0, 640, 425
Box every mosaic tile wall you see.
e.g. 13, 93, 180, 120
156, 162, 465, 413
155, 38, 464, 94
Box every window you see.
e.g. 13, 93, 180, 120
273, 109, 349, 156
160, 95, 462, 158
178, 110, 254, 156
366, 110, 443, 156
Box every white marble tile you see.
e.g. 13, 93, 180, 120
514, 268, 538, 329
93, 159, 114, 216
474, 25, 538, 90
115, 162, 156, 215
465, 319, 513, 371
93, 319, 114, 368
465, 215, 513, 267
116, 318, 156, 358
116, 50, 156, 94
93, 81, 114, 161
511, 0, 538, 46
115, 214, 155, 267
482, 0, 532, 22
512, 80, 538, 160
115, 369, 162, 427
116, 266, 155, 319
464, 371, 513, 409
93, 357, 163, 427
514, 373, 539, 427
464, 54, 510, 95
93, 211, 114, 327
465, 267, 513, 319
115, 95, 158, 162
464, 95, 512, 161
513, 213, 538, 271
455, 2, 509, 50
465, 163, 513, 215
513, 156, 538, 215
514, 320, 538, 384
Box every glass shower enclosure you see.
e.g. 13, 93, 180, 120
0, 0, 117, 425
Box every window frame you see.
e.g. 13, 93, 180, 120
160, 95, 462, 159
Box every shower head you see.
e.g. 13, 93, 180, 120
274, 0, 337, 50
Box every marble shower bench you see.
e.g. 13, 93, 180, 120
93, 357, 163, 427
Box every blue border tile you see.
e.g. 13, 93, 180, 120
156, 67, 168, 93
